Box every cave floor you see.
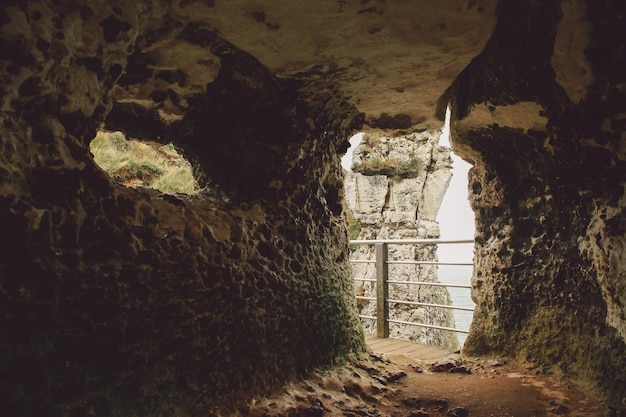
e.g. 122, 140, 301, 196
365, 335, 458, 361
240, 338, 609, 417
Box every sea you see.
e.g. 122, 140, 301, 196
438, 265, 475, 348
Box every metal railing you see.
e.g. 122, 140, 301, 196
350, 239, 474, 338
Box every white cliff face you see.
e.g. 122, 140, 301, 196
345, 131, 458, 348
346, 131, 452, 224
344, 174, 389, 225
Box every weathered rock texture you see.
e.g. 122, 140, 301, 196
446, 0, 626, 410
1, 0, 625, 415
0, 2, 371, 416
345, 132, 458, 349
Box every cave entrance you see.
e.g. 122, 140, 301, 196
436, 106, 476, 347
89, 130, 199, 195
342, 114, 476, 348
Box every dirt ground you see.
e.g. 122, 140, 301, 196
236, 352, 610, 417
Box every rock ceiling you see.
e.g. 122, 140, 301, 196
112, 0, 497, 132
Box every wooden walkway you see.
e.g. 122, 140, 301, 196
365, 334, 458, 361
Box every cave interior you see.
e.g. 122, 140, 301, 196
1, 0, 625, 415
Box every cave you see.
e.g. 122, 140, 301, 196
1, 0, 625, 415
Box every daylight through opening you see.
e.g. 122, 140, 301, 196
343, 111, 476, 349
89, 130, 199, 195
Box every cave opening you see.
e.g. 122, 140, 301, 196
342, 111, 476, 349
89, 129, 200, 195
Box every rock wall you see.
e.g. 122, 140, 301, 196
0, 2, 367, 416
446, 0, 626, 410
345, 132, 458, 349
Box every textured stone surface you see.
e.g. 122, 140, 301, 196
447, 0, 626, 410
1, 0, 625, 415
0, 2, 368, 415
347, 132, 453, 224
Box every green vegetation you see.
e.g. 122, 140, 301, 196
345, 203, 361, 240
353, 158, 421, 179
89, 130, 198, 194
358, 134, 380, 154
353, 133, 425, 178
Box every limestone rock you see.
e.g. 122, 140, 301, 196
344, 174, 389, 225
447, 0, 626, 410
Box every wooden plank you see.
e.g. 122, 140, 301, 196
365, 335, 455, 360
365, 337, 400, 348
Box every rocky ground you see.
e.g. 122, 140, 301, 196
228, 352, 609, 417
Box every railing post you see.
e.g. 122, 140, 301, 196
375, 242, 389, 338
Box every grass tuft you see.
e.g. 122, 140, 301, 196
89, 130, 198, 194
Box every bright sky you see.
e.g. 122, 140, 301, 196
437, 107, 475, 263
341, 133, 363, 170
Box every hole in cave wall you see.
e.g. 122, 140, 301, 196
89, 129, 200, 195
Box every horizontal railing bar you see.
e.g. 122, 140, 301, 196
351, 238, 475, 340
387, 298, 475, 311
386, 260, 473, 266
350, 261, 473, 267
386, 280, 471, 288
350, 238, 473, 245
387, 319, 470, 334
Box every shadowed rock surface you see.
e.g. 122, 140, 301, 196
448, 1, 626, 411
0, 0, 625, 415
